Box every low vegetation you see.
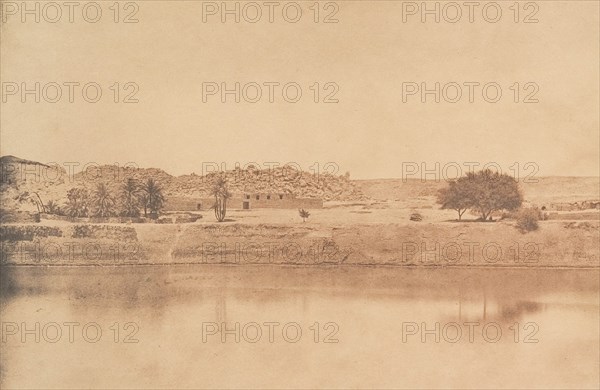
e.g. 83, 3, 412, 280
410, 211, 423, 221
515, 207, 540, 233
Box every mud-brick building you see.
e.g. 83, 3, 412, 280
163, 196, 214, 212
163, 193, 322, 211
236, 193, 322, 210
548, 200, 600, 211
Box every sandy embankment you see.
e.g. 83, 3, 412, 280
1, 220, 598, 268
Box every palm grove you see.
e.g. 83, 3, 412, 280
63, 178, 165, 218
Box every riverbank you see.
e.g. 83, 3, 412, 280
1, 219, 598, 268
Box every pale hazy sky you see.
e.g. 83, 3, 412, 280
1, 1, 598, 178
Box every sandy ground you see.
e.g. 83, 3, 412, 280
2, 200, 598, 268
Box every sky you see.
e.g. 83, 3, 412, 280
1, 0, 598, 179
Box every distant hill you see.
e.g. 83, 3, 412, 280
355, 177, 600, 205
354, 179, 445, 201
519, 177, 600, 203
0, 155, 53, 167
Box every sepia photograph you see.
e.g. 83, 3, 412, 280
0, 0, 599, 388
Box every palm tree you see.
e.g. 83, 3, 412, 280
45, 200, 59, 215
139, 193, 149, 217
299, 208, 310, 222
91, 183, 115, 217
64, 188, 89, 217
120, 178, 141, 217
211, 176, 231, 222
143, 178, 165, 218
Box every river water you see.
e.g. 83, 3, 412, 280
1, 265, 598, 389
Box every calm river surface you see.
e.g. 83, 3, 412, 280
1, 265, 598, 389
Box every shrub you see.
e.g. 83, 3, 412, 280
410, 212, 423, 221
0, 226, 62, 241
72, 225, 93, 238
516, 208, 540, 233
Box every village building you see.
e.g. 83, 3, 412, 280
163, 196, 214, 212
548, 200, 600, 211
164, 193, 322, 212
237, 193, 322, 210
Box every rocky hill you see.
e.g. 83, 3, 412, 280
0, 156, 366, 212
67, 165, 365, 201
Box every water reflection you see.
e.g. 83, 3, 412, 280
1, 265, 598, 389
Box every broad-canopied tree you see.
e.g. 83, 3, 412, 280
437, 179, 474, 220
437, 169, 523, 221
